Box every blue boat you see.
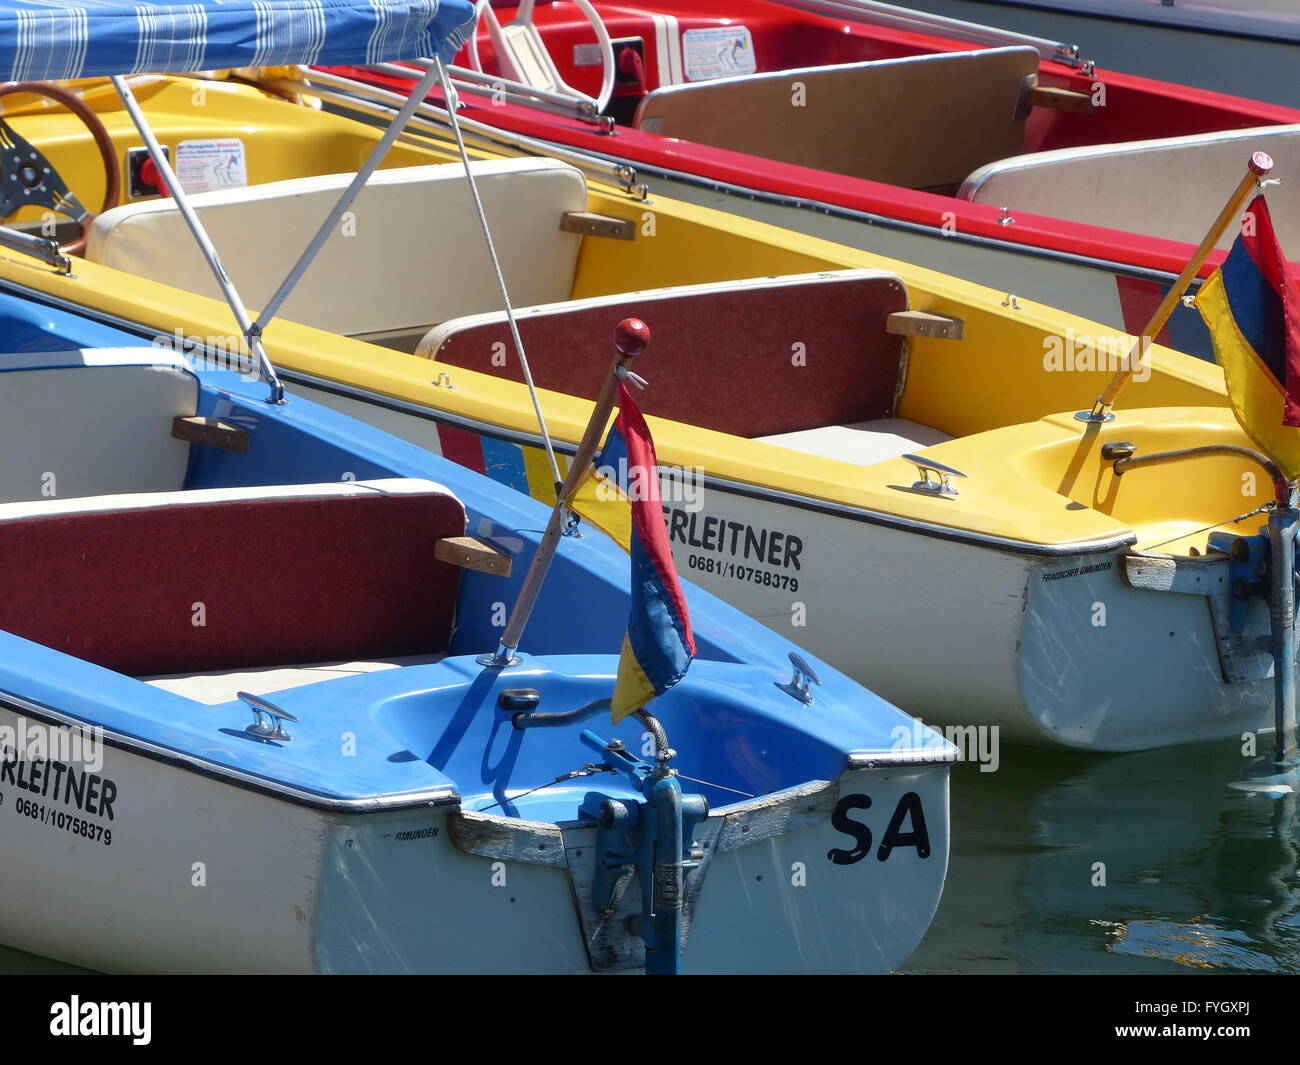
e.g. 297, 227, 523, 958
0, 269, 953, 973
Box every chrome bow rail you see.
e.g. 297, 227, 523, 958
286, 67, 648, 199
0, 224, 72, 274
773, 0, 1089, 68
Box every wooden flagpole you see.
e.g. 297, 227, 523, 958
482, 318, 649, 666
1081, 151, 1274, 422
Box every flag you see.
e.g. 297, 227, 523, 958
1196, 195, 1300, 480
571, 381, 696, 722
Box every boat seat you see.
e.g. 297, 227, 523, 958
0, 478, 467, 678
631, 46, 1039, 189
85, 158, 589, 342
419, 270, 911, 438
0, 347, 197, 503
957, 123, 1300, 250
753, 418, 952, 466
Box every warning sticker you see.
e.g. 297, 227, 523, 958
174, 138, 248, 194
682, 26, 756, 82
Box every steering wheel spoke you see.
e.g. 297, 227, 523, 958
0, 82, 122, 256
0, 119, 89, 223
469, 0, 616, 114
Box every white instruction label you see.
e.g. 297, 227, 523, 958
682, 26, 756, 82
174, 138, 248, 194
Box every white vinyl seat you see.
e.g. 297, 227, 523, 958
142, 653, 447, 705
0, 476, 449, 523
0, 347, 197, 502
957, 123, 1300, 250
754, 418, 953, 466
86, 158, 590, 345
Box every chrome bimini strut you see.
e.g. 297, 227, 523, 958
429, 58, 564, 490
108, 62, 444, 405
286, 66, 647, 198
249, 62, 444, 334
109, 75, 286, 404
0, 225, 71, 274
440, 62, 612, 127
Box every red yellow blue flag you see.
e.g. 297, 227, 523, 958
571, 381, 696, 723
1196, 195, 1300, 480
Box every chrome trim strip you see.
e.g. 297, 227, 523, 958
960, 122, 1300, 202
0, 689, 462, 814
847, 747, 960, 767
963, 0, 1300, 45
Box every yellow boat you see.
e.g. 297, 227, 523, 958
0, 73, 1282, 751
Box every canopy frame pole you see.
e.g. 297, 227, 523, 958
251, 61, 443, 331
1077, 152, 1274, 424
432, 56, 563, 492
108, 75, 286, 404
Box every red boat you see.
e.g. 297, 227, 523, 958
316, 0, 1300, 359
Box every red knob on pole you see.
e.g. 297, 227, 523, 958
1251, 151, 1274, 176
614, 317, 650, 358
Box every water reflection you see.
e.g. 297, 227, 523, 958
906, 740, 1300, 973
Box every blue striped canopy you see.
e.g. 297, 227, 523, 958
0, 0, 477, 81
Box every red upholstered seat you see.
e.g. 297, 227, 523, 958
420, 271, 910, 439
0, 479, 466, 677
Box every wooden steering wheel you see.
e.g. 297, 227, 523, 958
0, 81, 122, 256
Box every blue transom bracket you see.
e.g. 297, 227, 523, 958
1208, 527, 1273, 632
575, 729, 709, 975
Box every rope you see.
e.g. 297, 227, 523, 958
433, 57, 563, 492
1142, 500, 1276, 553
478, 762, 611, 812
674, 773, 756, 799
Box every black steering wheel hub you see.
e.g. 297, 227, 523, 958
0, 119, 87, 224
